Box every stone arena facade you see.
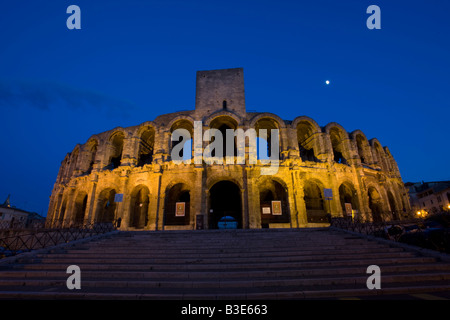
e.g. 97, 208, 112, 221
47, 68, 412, 230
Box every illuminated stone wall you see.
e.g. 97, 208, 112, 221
47, 68, 411, 229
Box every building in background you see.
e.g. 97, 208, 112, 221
406, 181, 450, 217
0, 195, 46, 228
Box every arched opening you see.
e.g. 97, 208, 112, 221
58, 198, 67, 223
255, 118, 280, 159
129, 185, 150, 228
259, 179, 290, 228
373, 142, 387, 171
338, 182, 359, 218
86, 139, 98, 174
297, 121, 318, 162
209, 180, 242, 229
387, 190, 399, 220
68, 148, 79, 177
329, 127, 347, 164
304, 181, 327, 223
368, 187, 383, 223
209, 116, 238, 158
164, 183, 190, 226
355, 134, 368, 165
73, 192, 88, 225
170, 120, 194, 160
138, 127, 155, 166
96, 189, 117, 223
108, 132, 124, 170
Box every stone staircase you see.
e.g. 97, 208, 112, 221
1, 228, 450, 299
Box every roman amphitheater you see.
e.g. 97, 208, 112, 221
47, 68, 411, 230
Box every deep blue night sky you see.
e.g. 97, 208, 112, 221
0, 0, 449, 215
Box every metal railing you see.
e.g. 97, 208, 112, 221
330, 214, 450, 253
0, 222, 116, 259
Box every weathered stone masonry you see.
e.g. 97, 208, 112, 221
47, 68, 411, 230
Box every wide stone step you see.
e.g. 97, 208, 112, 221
82, 242, 376, 251
1, 273, 450, 291
41, 247, 404, 260
2, 283, 450, 300
18, 251, 417, 265
67, 241, 387, 252
3, 263, 450, 281
8, 257, 438, 272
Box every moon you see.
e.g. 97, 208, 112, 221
325, 80, 330, 85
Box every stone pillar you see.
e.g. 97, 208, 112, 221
86, 179, 98, 224
247, 169, 261, 229
204, 189, 210, 229
114, 171, 129, 227
153, 172, 164, 231
193, 167, 205, 229
293, 172, 308, 227
241, 188, 248, 229
121, 137, 139, 167
120, 194, 131, 229
63, 188, 77, 227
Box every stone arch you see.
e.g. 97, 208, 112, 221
129, 184, 150, 228
367, 185, 384, 222
351, 130, 372, 165
296, 119, 321, 162
208, 180, 242, 229
325, 123, 350, 165
253, 116, 283, 159
67, 145, 81, 178
257, 177, 290, 228
206, 175, 244, 192
95, 188, 117, 223
57, 196, 68, 224
203, 111, 242, 128
73, 191, 88, 225
107, 130, 126, 170
370, 138, 387, 171
249, 113, 286, 129
291, 116, 321, 132
137, 125, 156, 166
386, 189, 399, 220
164, 182, 191, 227
207, 115, 240, 158
60, 154, 71, 182
85, 137, 99, 174
303, 179, 327, 223
338, 181, 360, 218
169, 118, 195, 160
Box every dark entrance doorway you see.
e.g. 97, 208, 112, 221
209, 181, 242, 229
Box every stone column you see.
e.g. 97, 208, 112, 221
86, 179, 98, 224
293, 172, 308, 227
246, 169, 260, 229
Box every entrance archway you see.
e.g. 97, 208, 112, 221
164, 183, 190, 226
209, 180, 242, 229
368, 187, 383, 223
387, 190, 398, 220
338, 182, 359, 218
96, 188, 117, 223
304, 180, 326, 223
259, 179, 290, 228
73, 192, 88, 225
129, 185, 150, 228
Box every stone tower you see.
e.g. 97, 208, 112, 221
195, 68, 246, 117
